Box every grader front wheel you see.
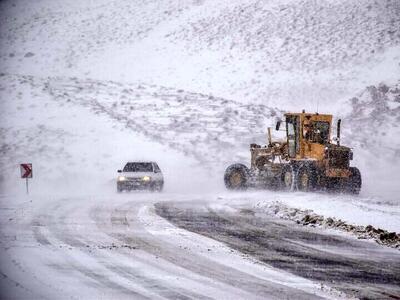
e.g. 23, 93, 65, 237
224, 164, 249, 190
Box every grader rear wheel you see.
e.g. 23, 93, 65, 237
299, 172, 309, 189
281, 165, 295, 191
346, 167, 362, 194
296, 166, 317, 192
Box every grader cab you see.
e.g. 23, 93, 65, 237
224, 111, 362, 194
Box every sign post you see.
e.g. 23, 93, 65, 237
20, 163, 32, 194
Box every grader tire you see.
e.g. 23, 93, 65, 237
281, 165, 296, 191
224, 164, 249, 190
296, 166, 317, 192
346, 167, 362, 194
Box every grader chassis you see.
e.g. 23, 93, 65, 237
224, 111, 362, 194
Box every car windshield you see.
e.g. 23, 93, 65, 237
123, 162, 153, 172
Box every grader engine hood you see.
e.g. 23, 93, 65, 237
325, 145, 353, 177
326, 145, 352, 167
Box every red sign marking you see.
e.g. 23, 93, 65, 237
20, 163, 32, 178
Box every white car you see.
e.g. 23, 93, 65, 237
117, 162, 164, 192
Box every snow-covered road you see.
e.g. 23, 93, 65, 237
1, 192, 399, 299
0, 193, 344, 299
157, 199, 400, 299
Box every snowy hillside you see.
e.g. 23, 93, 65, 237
0, 73, 278, 188
345, 82, 400, 157
0, 73, 226, 195
1, 0, 399, 110
167, 0, 400, 109
0, 0, 399, 198
343, 81, 400, 199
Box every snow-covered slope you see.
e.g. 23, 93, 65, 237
1, 0, 399, 110
344, 82, 400, 157
0, 74, 218, 196
166, 0, 400, 109
0, 0, 399, 200
343, 82, 400, 200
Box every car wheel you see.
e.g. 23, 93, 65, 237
152, 183, 163, 192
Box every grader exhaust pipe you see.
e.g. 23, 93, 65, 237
337, 119, 341, 146
267, 127, 272, 146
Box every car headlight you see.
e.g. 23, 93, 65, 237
142, 176, 151, 181
118, 176, 126, 181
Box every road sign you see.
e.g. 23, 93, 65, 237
20, 163, 32, 195
20, 163, 32, 178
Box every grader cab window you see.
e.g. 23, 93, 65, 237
309, 121, 330, 144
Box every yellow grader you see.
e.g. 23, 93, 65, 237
224, 111, 362, 194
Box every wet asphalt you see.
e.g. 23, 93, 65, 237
155, 201, 400, 300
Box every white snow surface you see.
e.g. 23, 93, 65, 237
0, 192, 351, 299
